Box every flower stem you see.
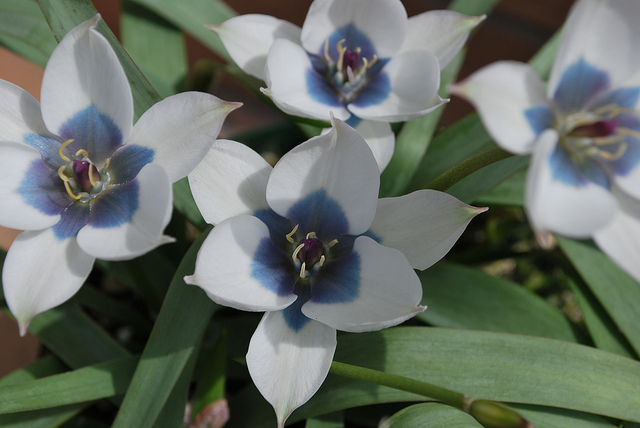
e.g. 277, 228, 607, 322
425, 146, 512, 192
329, 360, 533, 428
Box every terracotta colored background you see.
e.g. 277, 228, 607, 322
0, 0, 573, 377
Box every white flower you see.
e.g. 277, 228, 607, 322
451, 0, 640, 282
185, 117, 485, 426
0, 15, 240, 334
211, 0, 483, 171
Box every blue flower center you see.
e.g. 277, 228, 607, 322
286, 224, 338, 279
57, 139, 110, 203
559, 106, 633, 163
321, 37, 379, 103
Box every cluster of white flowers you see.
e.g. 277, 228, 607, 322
0, 0, 637, 425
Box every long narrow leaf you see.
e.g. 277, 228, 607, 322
0, 0, 56, 66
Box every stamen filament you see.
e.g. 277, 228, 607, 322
300, 262, 307, 279
306, 232, 317, 239
618, 127, 640, 140
292, 243, 305, 263
64, 181, 82, 200
598, 142, 627, 161
336, 39, 347, 74
318, 255, 325, 267
323, 39, 332, 63
327, 239, 339, 248
286, 224, 299, 243
58, 139, 74, 162
88, 164, 98, 187
75, 149, 89, 158
58, 165, 70, 182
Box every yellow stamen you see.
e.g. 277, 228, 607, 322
318, 255, 325, 267
592, 104, 639, 119
58, 139, 74, 162
327, 239, 338, 248
292, 243, 305, 263
88, 163, 98, 187
104, 158, 111, 169
618, 126, 640, 141
362, 54, 378, 70
286, 224, 299, 243
300, 262, 307, 279
598, 142, 627, 161
64, 181, 82, 200
58, 165, 70, 182
306, 231, 317, 239
75, 149, 89, 158
323, 39, 331, 63
336, 39, 347, 73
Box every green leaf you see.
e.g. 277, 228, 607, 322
418, 263, 580, 342
305, 412, 344, 428
128, 0, 235, 60
448, 0, 500, 15
121, 1, 187, 97
447, 155, 529, 204
0, 356, 138, 413
510, 404, 615, 428
475, 169, 526, 207
173, 178, 207, 231
0, 0, 56, 66
379, 51, 464, 198
381, 403, 482, 428
557, 237, 640, 356
25, 304, 130, 368
37, 0, 161, 119
112, 228, 216, 428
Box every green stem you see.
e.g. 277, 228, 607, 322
329, 361, 533, 428
329, 361, 466, 409
425, 146, 512, 192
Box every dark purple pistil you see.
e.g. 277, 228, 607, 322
72, 160, 100, 192
343, 50, 360, 74
570, 119, 618, 138
299, 237, 324, 268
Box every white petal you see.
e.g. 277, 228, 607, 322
266, 117, 379, 237
40, 15, 133, 142
302, 236, 425, 333
0, 142, 62, 230
593, 197, 640, 283
76, 163, 173, 260
3, 228, 95, 334
353, 120, 395, 173
184, 215, 297, 312
127, 92, 241, 183
451, 61, 549, 154
399, 10, 485, 69
247, 311, 336, 428
211, 15, 301, 81
0, 80, 52, 142
368, 190, 487, 270
549, 0, 640, 94
263, 39, 350, 121
189, 139, 271, 225
526, 129, 618, 240
301, 0, 407, 57
347, 50, 445, 122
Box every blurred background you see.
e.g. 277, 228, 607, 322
0, 0, 573, 377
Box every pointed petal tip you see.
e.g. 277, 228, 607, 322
470, 205, 489, 216
183, 274, 197, 285
18, 320, 31, 337
160, 235, 176, 245
204, 23, 220, 33
90, 13, 102, 27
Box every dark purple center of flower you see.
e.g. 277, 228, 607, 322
343, 50, 360, 74
72, 160, 100, 192
298, 237, 324, 268
570, 119, 618, 138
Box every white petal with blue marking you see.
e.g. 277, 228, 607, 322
266, 117, 379, 237
526, 129, 617, 240
302, 236, 425, 333
399, 10, 484, 69
246, 311, 336, 428
3, 228, 95, 334
549, 0, 640, 94
40, 15, 133, 144
264, 39, 350, 121
0, 142, 63, 231
301, 0, 407, 58
185, 215, 298, 312
352, 120, 395, 173
127, 92, 241, 183
212, 14, 301, 81
76, 163, 173, 261
451, 61, 549, 154
369, 190, 486, 270
347, 50, 444, 122
189, 140, 271, 226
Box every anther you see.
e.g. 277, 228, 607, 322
76, 149, 89, 158
58, 165, 70, 182
327, 239, 338, 248
306, 232, 317, 239
318, 255, 325, 267
336, 39, 347, 74
58, 139, 74, 162
286, 224, 299, 243
88, 163, 98, 187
